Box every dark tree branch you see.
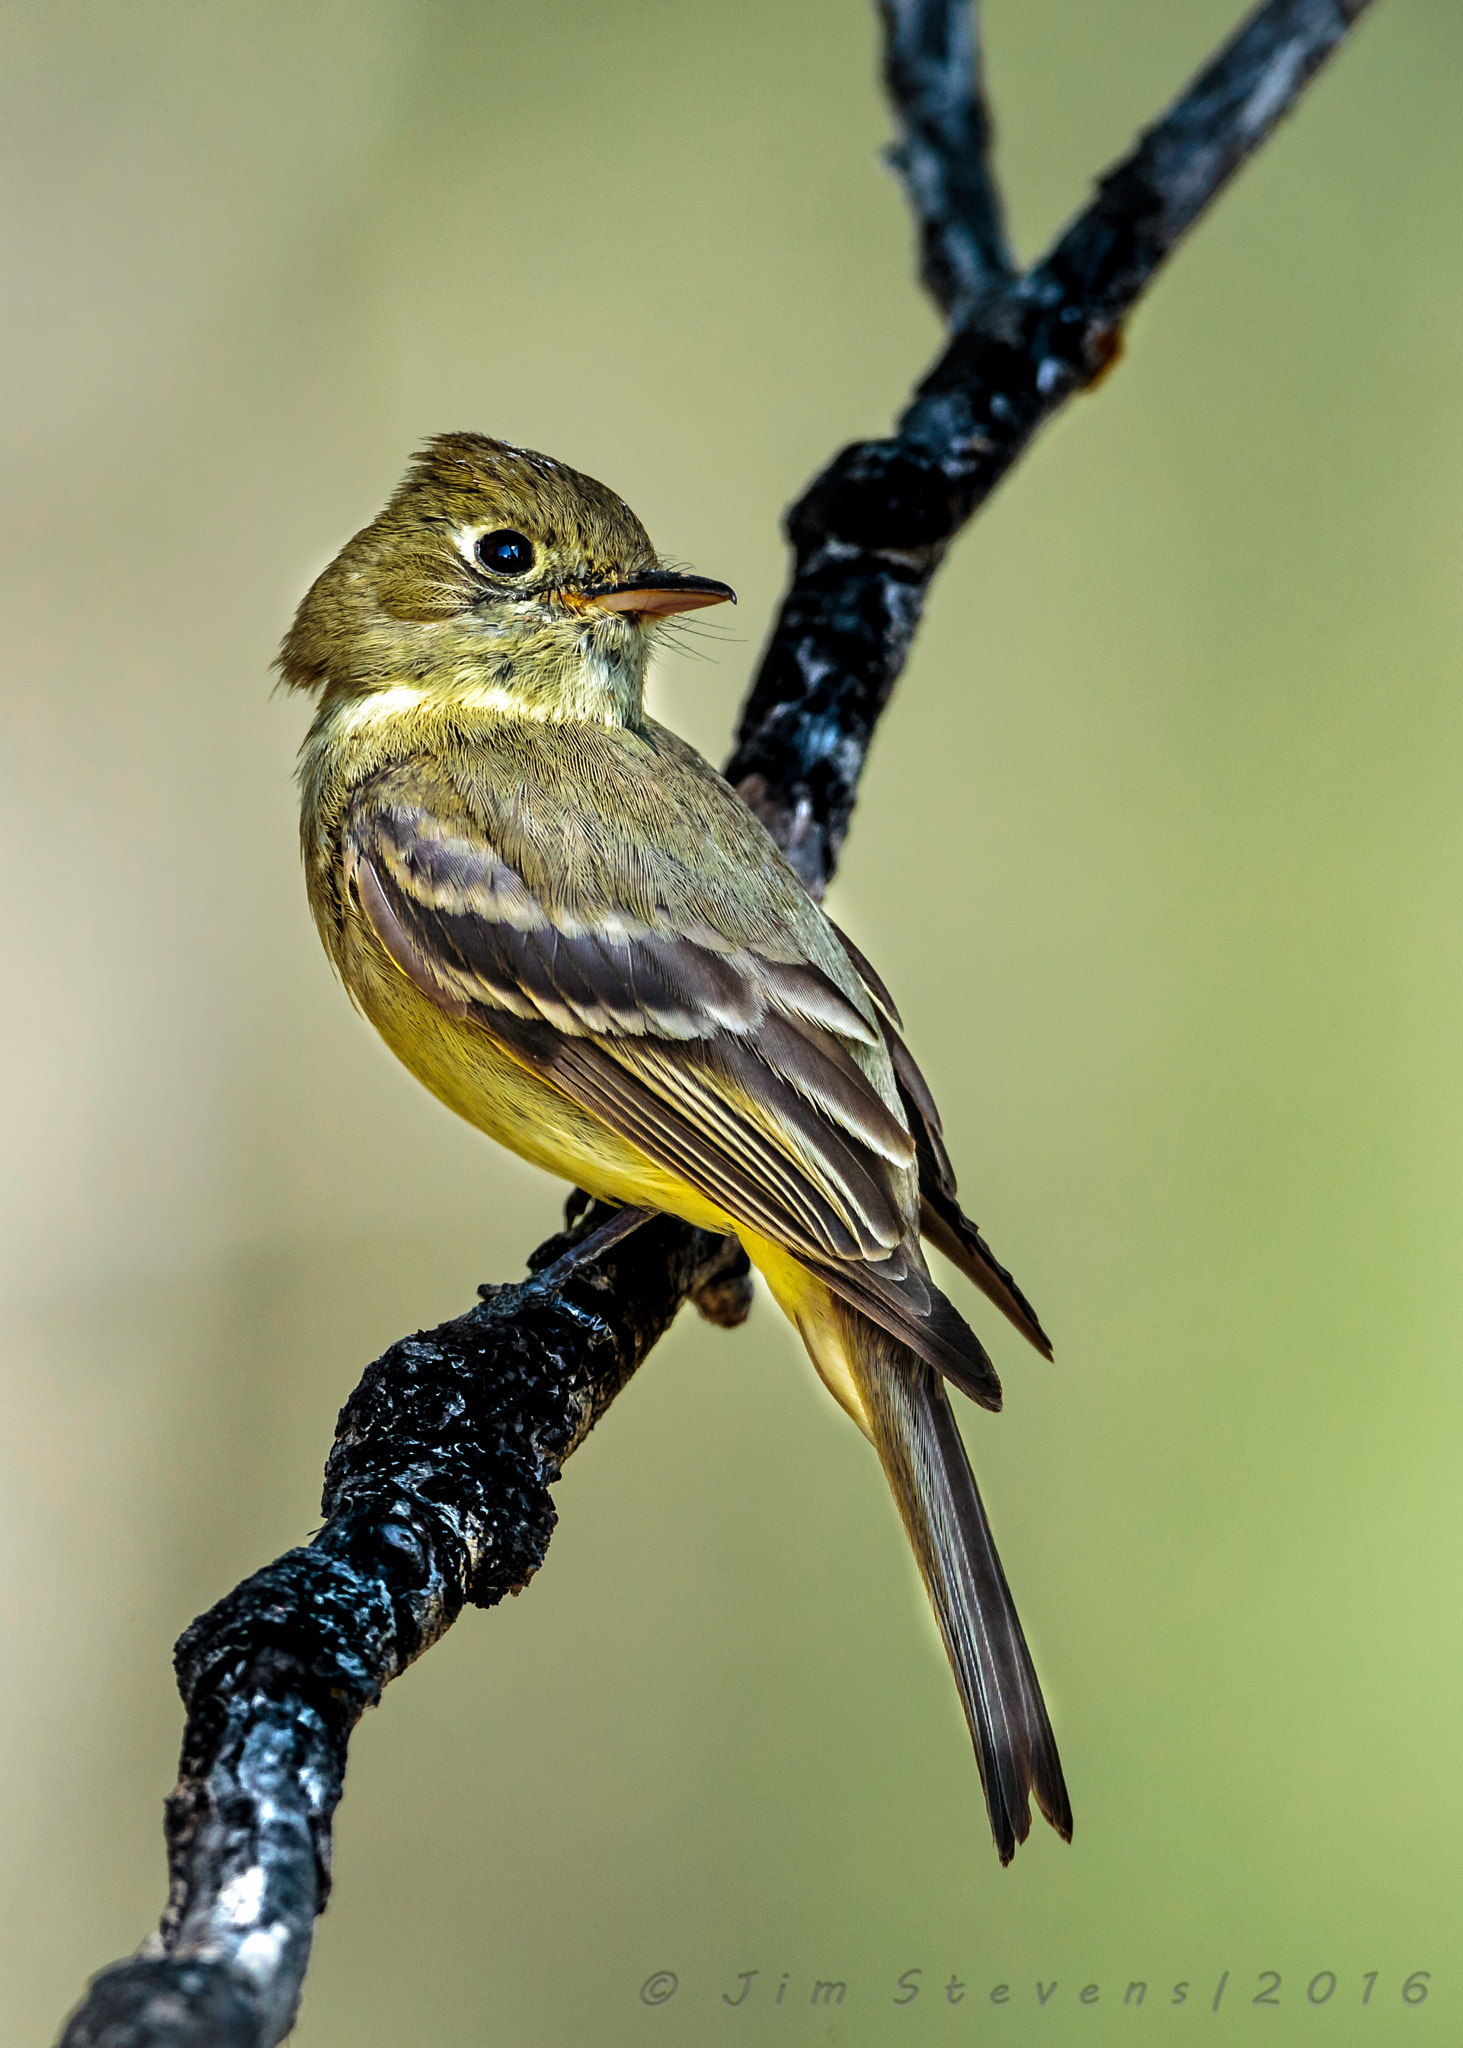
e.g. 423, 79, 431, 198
879, 0, 1015, 320
59, 1210, 750, 2048
727, 0, 1374, 892
56, 2, 1375, 2042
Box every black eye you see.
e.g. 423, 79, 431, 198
476, 528, 535, 576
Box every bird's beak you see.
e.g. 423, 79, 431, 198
584, 570, 736, 618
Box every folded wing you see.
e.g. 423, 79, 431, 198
346, 778, 1006, 1409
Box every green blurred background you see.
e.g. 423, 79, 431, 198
4, 1, 1461, 2040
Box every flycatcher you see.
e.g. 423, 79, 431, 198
281, 433, 1071, 1864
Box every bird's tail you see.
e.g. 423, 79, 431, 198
847, 1313, 1073, 1864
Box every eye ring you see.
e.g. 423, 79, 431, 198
475, 528, 535, 577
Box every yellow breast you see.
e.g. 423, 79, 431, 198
341, 910, 734, 1233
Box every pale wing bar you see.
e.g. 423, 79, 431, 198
351, 798, 916, 1258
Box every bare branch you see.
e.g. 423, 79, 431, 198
879, 0, 1015, 320
58, 1210, 748, 2047
55, 2, 1375, 2041
728, 0, 1375, 891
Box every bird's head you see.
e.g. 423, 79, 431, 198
276, 432, 734, 725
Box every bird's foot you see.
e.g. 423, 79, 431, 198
517, 1197, 656, 1292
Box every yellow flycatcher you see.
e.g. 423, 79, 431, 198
282, 433, 1070, 1863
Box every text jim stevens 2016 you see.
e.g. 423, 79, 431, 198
637, 1966, 1432, 2012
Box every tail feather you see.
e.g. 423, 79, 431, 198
851, 1316, 1071, 1863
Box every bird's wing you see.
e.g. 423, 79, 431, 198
885, 1023, 1054, 1360
345, 775, 1002, 1408
826, 917, 1053, 1361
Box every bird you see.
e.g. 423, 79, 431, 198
280, 432, 1071, 1864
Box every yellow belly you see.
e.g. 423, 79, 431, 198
346, 927, 873, 1435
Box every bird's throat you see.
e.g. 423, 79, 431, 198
569, 632, 647, 726
316, 628, 648, 738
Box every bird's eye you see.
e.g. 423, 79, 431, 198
476, 528, 535, 576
